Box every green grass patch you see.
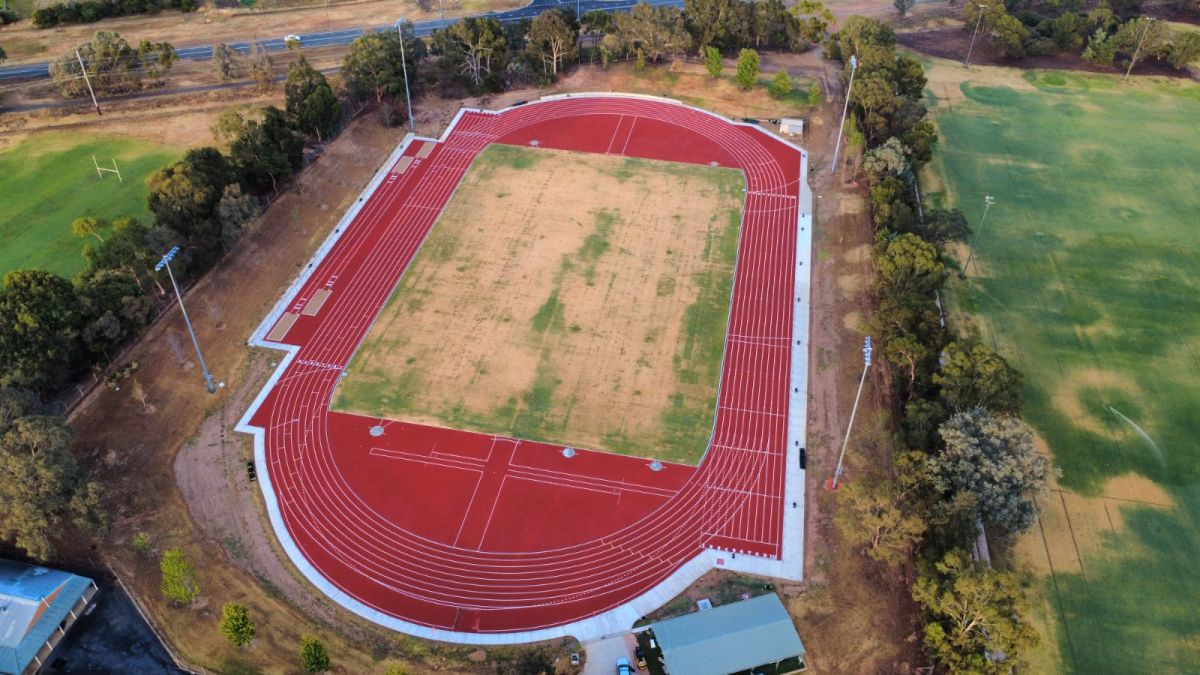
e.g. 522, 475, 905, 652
927, 63, 1200, 673
530, 289, 565, 335
0, 133, 180, 278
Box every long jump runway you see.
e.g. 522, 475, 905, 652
237, 95, 811, 642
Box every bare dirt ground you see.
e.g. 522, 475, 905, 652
0, 86, 282, 147
0, 0, 520, 65
335, 144, 743, 464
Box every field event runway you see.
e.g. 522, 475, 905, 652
237, 95, 810, 641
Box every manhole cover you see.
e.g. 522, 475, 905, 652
562, 448, 576, 458
369, 425, 385, 437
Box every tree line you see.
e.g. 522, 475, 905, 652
827, 17, 1049, 673
33, 0, 198, 29
961, 0, 1200, 71
390, 0, 835, 98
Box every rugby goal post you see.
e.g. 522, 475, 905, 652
92, 155, 123, 182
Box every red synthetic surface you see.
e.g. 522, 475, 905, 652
246, 97, 802, 633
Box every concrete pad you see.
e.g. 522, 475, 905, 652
583, 633, 636, 675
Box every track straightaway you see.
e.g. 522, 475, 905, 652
237, 95, 810, 642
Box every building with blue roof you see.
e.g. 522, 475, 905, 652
0, 560, 98, 675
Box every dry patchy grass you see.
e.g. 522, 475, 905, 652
334, 144, 744, 464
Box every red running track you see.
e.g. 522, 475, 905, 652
242, 96, 803, 635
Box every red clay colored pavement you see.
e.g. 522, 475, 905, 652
245, 97, 803, 633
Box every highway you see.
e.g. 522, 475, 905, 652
0, 0, 684, 81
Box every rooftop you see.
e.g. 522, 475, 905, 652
650, 593, 805, 675
0, 560, 94, 675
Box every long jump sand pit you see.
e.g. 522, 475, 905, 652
333, 144, 745, 464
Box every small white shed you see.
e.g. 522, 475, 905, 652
779, 118, 805, 137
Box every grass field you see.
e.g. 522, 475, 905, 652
333, 144, 745, 464
0, 133, 179, 279
922, 59, 1200, 673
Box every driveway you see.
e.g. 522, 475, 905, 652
583, 632, 638, 675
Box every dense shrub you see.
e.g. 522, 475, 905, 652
32, 0, 196, 29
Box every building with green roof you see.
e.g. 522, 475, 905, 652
646, 593, 806, 675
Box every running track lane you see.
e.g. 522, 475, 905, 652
243, 97, 803, 634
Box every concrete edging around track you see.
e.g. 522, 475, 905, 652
235, 94, 813, 644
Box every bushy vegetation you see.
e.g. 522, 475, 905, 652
219, 602, 257, 647
49, 32, 177, 98
159, 547, 200, 605
961, 0, 1200, 70
0, 388, 106, 560
33, 0, 197, 29
825, 16, 1054, 672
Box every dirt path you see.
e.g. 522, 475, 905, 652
174, 350, 372, 641
784, 56, 924, 674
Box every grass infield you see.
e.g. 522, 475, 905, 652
333, 144, 745, 464
925, 60, 1200, 673
0, 133, 179, 279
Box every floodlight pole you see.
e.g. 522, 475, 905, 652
157, 247, 217, 394
960, 194, 995, 279
75, 49, 102, 115
828, 336, 872, 491
397, 21, 415, 133
964, 4, 987, 69
829, 54, 858, 176
1123, 18, 1155, 81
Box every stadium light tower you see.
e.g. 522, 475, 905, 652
156, 246, 217, 394
829, 54, 858, 176
960, 194, 995, 279
828, 336, 871, 491
964, 4, 988, 68
397, 20, 416, 133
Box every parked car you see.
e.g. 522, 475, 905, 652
616, 656, 634, 675
284, 34, 301, 47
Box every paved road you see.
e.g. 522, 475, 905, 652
0, 0, 683, 81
